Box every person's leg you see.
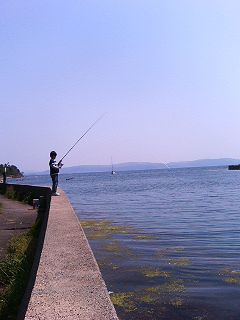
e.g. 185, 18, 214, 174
51, 174, 58, 193
55, 174, 58, 192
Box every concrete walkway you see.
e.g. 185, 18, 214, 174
0, 195, 37, 260
24, 190, 119, 320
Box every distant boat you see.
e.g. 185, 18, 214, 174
111, 157, 116, 175
228, 164, 240, 170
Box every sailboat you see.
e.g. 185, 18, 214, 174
111, 157, 116, 175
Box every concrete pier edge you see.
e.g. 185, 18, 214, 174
23, 189, 119, 319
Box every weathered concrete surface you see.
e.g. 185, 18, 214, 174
0, 194, 37, 260
24, 190, 119, 320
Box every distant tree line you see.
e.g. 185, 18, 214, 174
0, 164, 23, 178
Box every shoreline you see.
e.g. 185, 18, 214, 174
24, 188, 118, 319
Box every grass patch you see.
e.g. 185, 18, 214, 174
0, 217, 41, 319
6, 189, 17, 201
4, 186, 35, 205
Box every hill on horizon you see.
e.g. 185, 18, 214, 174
31, 158, 239, 175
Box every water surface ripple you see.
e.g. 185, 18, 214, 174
18, 167, 240, 319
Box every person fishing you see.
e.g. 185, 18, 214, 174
49, 151, 63, 196
49, 114, 105, 195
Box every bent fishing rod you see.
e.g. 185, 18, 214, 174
58, 114, 105, 164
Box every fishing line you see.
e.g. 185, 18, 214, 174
59, 113, 106, 164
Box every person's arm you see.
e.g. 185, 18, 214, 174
57, 160, 64, 168
50, 160, 62, 172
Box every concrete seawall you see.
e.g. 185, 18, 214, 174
24, 189, 118, 319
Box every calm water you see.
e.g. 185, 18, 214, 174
14, 167, 240, 319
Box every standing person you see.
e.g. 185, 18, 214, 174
49, 151, 63, 196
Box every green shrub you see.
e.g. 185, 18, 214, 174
0, 217, 41, 319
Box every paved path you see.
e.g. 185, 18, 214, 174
25, 190, 119, 320
0, 195, 37, 260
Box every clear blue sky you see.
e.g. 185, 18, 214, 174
1, 1, 240, 171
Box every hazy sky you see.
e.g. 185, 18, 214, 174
1, 1, 240, 171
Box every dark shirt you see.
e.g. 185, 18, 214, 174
49, 159, 59, 175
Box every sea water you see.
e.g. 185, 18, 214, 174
15, 167, 240, 319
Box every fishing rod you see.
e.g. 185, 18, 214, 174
58, 114, 105, 164
161, 162, 171, 169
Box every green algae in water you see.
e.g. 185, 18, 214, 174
146, 280, 185, 295
169, 297, 185, 308
138, 281, 185, 305
169, 258, 191, 267
111, 280, 186, 314
155, 247, 185, 259
219, 267, 240, 276
97, 258, 120, 270
133, 235, 158, 240
128, 267, 171, 279
224, 277, 240, 285
81, 219, 159, 241
80, 219, 137, 240
175, 247, 185, 252
81, 219, 188, 315
103, 240, 135, 257
219, 267, 240, 286
111, 292, 137, 312
81, 220, 112, 229
142, 269, 170, 278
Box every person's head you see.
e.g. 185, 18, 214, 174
50, 151, 57, 159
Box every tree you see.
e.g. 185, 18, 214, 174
0, 164, 23, 178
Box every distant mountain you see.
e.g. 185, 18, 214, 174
167, 158, 240, 168
38, 162, 167, 175
33, 158, 239, 175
